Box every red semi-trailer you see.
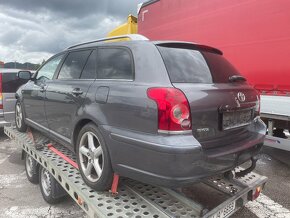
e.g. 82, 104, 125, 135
138, 0, 290, 150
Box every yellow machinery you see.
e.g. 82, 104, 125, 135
107, 14, 137, 37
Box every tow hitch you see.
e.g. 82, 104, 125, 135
235, 156, 258, 178
224, 156, 258, 180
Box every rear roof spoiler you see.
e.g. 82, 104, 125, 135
154, 41, 223, 55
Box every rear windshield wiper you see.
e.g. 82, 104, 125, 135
229, 75, 247, 82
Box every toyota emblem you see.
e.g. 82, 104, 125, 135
237, 92, 246, 102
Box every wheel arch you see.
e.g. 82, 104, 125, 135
15, 87, 24, 100
72, 118, 98, 151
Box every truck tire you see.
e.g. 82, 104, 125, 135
25, 152, 39, 184
15, 100, 27, 132
39, 166, 66, 204
76, 123, 113, 191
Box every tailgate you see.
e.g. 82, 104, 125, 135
157, 43, 260, 149
173, 83, 258, 149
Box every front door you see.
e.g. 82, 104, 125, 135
23, 54, 64, 129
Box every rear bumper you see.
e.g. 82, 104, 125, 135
101, 118, 266, 187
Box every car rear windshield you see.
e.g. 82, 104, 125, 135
157, 46, 241, 83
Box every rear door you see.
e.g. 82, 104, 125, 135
23, 54, 64, 129
157, 44, 259, 149
45, 49, 95, 142
86, 47, 137, 131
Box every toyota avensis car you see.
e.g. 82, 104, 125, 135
15, 34, 266, 191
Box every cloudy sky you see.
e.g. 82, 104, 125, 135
0, 0, 144, 64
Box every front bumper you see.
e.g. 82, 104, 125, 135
100, 118, 266, 188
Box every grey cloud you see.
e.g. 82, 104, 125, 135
0, 0, 143, 18
0, 0, 145, 63
0, 27, 23, 45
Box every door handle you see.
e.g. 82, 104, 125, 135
72, 88, 83, 96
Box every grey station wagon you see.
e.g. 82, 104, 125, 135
15, 34, 266, 191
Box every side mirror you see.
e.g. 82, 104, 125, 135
17, 71, 32, 80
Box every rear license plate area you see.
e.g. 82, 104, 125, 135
222, 109, 253, 130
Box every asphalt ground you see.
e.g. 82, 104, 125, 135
0, 128, 290, 218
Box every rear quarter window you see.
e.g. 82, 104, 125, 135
97, 48, 133, 80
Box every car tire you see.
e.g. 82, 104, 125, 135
25, 152, 39, 184
15, 100, 27, 132
76, 123, 113, 191
39, 166, 66, 204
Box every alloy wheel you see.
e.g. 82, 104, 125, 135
79, 131, 104, 183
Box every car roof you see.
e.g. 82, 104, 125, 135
66, 39, 149, 51
67, 39, 222, 55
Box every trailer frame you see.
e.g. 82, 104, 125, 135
5, 126, 267, 218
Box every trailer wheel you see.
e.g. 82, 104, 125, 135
39, 166, 66, 204
76, 123, 113, 191
15, 100, 27, 132
25, 152, 39, 184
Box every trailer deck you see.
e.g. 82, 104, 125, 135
4, 126, 267, 218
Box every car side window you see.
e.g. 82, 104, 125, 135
80, 50, 97, 79
58, 50, 91, 79
36, 54, 64, 81
97, 48, 133, 80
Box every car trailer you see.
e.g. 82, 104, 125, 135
4, 126, 267, 218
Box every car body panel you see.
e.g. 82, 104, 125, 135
45, 79, 95, 140
98, 118, 265, 187
172, 83, 259, 148
22, 80, 47, 128
87, 80, 158, 133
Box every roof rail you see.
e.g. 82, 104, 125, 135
67, 34, 149, 50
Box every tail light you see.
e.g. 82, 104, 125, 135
0, 73, 2, 109
255, 94, 260, 116
147, 87, 191, 133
